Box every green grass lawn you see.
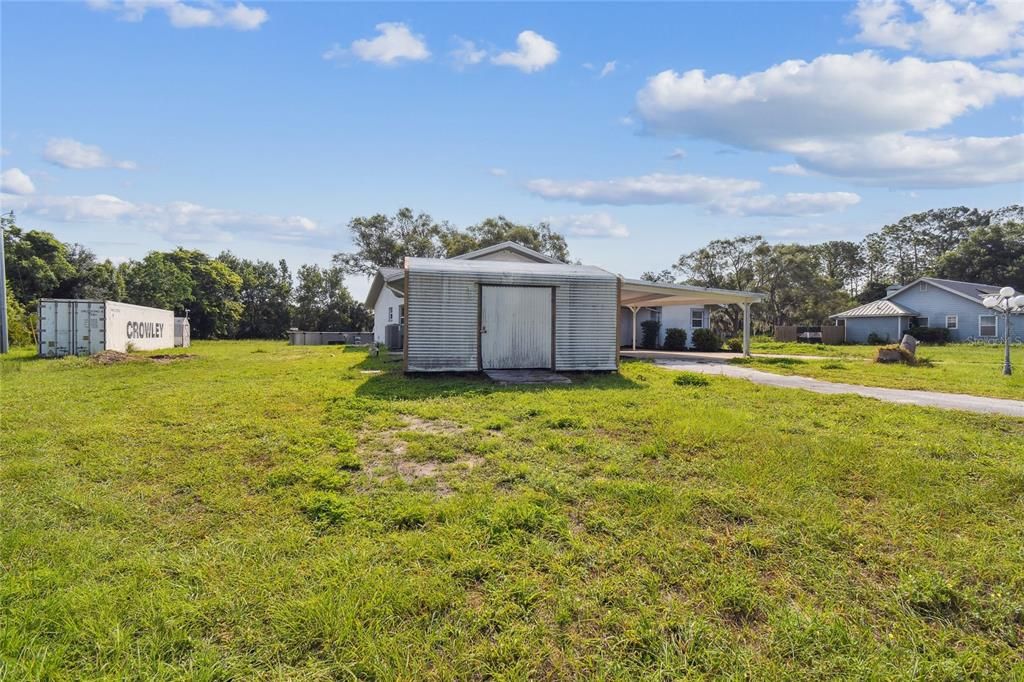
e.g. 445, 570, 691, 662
744, 340, 1024, 400
2, 341, 1023, 679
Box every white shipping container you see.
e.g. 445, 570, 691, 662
38, 299, 175, 357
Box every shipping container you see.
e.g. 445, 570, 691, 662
174, 317, 191, 348
38, 299, 175, 357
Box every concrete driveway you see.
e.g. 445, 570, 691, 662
643, 357, 1024, 418
622, 349, 831, 362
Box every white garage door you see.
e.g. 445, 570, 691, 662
480, 285, 552, 369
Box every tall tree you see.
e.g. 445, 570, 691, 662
121, 253, 193, 312
293, 264, 370, 332
444, 216, 570, 262
1, 216, 75, 307
334, 208, 449, 276
218, 253, 292, 339
933, 222, 1024, 291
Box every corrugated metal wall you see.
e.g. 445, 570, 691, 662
406, 269, 618, 372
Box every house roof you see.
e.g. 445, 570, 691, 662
365, 267, 407, 307
405, 256, 617, 280
450, 241, 563, 264
620, 278, 765, 306
886, 277, 1001, 305
830, 299, 919, 319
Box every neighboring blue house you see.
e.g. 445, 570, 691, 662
830, 277, 1020, 344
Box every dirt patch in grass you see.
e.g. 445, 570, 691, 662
90, 350, 196, 365
358, 415, 481, 493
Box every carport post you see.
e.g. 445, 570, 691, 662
628, 305, 640, 351
742, 302, 752, 357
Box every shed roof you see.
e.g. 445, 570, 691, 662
405, 256, 617, 279
830, 299, 918, 319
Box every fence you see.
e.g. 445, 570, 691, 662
287, 330, 374, 346
773, 325, 844, 345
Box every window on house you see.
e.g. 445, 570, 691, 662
648, 307, 662, 323
388, 306, 393, 322
691, 309, 704, 329
945, 315, 958, 329
979, 315, 997, 337
399, 305, 405, 326
911, 316, 929, 328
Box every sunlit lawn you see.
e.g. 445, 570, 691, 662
746, 340, 1024, 400
2, 341, 1022, 679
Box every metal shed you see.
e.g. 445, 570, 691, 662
403, 257, 620, 372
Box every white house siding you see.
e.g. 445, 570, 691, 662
889, 284, 999, 342
372, 285, 404, 344
405, 268, 618, 372
618, 305, 706, 348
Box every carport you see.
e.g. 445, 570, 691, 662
619, 278, 765, 356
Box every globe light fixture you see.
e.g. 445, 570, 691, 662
983, 287, 1024, 376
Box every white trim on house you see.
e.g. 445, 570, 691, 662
690, 308, 705, 329
979, 314, 998, 337
946, 315, 958, 330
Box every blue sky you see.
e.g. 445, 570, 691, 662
2, 1, 1022, 299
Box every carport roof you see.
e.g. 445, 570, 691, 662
619, 278, 765, 307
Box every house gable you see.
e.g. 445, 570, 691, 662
887, 283, 989, 340
450, 241, 562, 264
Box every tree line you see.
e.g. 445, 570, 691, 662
643, 205, 1023, 335
1, 209, 570, 346
2, 213, 370, 346
5, 205, 1020, 346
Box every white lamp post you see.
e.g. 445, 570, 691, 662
982, 286, 1024, 376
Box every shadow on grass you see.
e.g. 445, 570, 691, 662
729, 357, 808, 367
353, 366, 642, 401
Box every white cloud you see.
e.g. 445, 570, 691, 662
769, 163, 809, 176
989, 53, 1024, 71
547, 212, 630, 239
451, 37, 487, 69
851, 0, 1024, 59
328, 23, 430, 66
599, 61, 617, 78
88, 0, 267, 31
43, 138, 137, 170
488, 168, 508, 177
526, 173, 761, 205
492, 30, 559, 73
710, 192, 861, 217
0, 168, 36, 195
666, 148, 687, 160
791, 132, 1024, 187
527, 171, 861, 217
634, 51, 1024, 187
1, 191, 321, 242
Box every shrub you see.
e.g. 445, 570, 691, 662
663, 328, 687, 351
640, 319, 661, 349
908, 327, 951, 344
724, 337, 743, 353
691, 328, 721, 352
867, 332, 889, 345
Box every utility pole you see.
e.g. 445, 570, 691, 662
0, 211, 9, 354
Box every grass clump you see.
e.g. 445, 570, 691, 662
674, 372, 710, 387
